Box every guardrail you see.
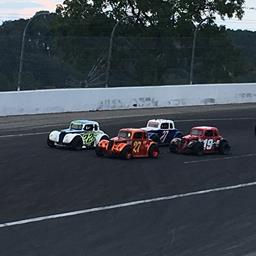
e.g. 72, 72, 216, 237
0, 83, 256, 116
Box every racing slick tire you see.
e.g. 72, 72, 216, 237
120, 146, 133, 160
219, 140, 231, 155
71, 136, 83, 150
47, 137, 55, 148
148, 144, 159, 158
95, 145, 104, 157
192, 141, 204, 156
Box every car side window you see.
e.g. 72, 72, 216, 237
169, 122, 174, 129
161, 123, 169, 129
133, 132, 143, 139
94, 124, 98, 131
205, 130, 213, 137
84, 124, 93, 131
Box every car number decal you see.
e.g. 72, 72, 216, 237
160, 130, 169, 143
133, 141, 142, 153
203, 139, 214, 150
82, 133, 95, 145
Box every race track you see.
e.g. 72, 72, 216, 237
0, 104, 256, 256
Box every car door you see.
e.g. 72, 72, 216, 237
203, 129, 215, 152
132, 132, 147, 156
159, 123, 170, 144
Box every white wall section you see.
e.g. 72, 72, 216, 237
0, 83, 256, 116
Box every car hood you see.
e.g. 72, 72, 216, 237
111, 137, 130, 143
183, 135, 199, 140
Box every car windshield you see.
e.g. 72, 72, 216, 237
70, 123, 83, 130
118, 130, 132, 139
147, 121, 159, 128
190, 129, 203, 136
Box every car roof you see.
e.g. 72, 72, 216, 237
192, 126, 217, 130
148, 119, 174, 123
71, 120, 99, 125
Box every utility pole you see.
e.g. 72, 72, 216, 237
17, 11, 49, 91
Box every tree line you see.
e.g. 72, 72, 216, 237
0, 0, 255, 91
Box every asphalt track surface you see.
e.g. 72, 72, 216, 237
0, 104, 256, 256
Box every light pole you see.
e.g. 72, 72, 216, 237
105, 16, 130, 88
17, 11, 50, 91
189, 18, 208, 85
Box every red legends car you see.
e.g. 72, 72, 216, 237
169, 126, 231, 155
96, 128, 159, 160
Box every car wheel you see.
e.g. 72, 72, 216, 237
120, 146, 132, 160
148, 144, 159, 158
95, 145, 104, 157
47, 137, 55, 148
219, 140, 231, 155
71, 136, 83, 150
192, 142, 204, 156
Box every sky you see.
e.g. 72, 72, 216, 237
0, 0, 256, 31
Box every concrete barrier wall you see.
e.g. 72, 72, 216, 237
0, 83, 256, 116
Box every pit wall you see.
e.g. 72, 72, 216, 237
0, 83, 256, 116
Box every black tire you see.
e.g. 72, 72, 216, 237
95, 145, 104, 157
71, 136, 83, 150
120, 146, 133, 160
148, 144, 159, 158
47, 137, 55, 148
150, 134, 160, 143
219, 140, 231, 155
192, 142, 204, 156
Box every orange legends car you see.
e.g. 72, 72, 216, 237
96, 128, 159, 160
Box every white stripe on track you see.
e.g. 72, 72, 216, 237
184, 153, 256, 164
1, 181, 256, 229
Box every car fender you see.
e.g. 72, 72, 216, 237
63, 133, 80, 144
98, 139, 109, 150
149, 133, 160, 142
112, 142, 127, 153
219, 138, 230, 147
187, 140, 199, 149
95, 132, 109, 146
146, 141, 157, 150
173, 130, 183, 138
49, 130, 60, 142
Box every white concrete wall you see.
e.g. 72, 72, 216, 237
0, 83, 256, 116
